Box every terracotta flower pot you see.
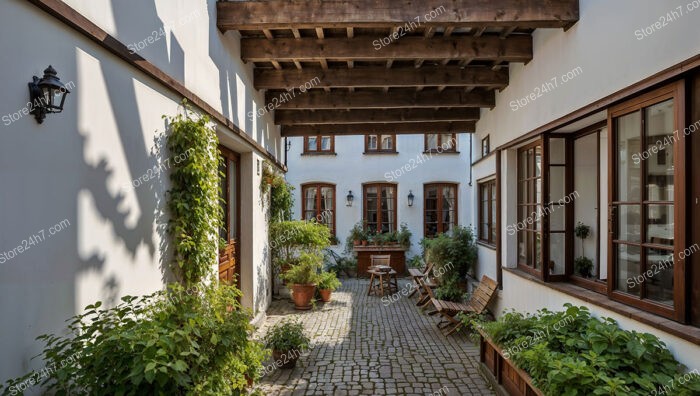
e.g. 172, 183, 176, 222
353, 240, 360, 246
291, 284, 316, 310
272, 349, 299, 369
361, 240, 368, 246
319, 289, 332, 302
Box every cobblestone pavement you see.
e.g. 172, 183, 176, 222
253, 278, 495, 396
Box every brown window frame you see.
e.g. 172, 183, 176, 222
364, 134, 396, 153
218, 145, 241, 289
423, 183, 459, 238
482, 135, 491, 157
607, 81, 685, 321
516, 140, 544, 277
478, 179, 497, 246
301, 183, 337, 236
362, 183, 398, 233
424, 133, 458, 153
303, 135, 335, 154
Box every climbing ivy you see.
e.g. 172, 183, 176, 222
165, 104, 223, 286
261, 160, 294, 223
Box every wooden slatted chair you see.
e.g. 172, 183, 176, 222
408, 261, 434, 298
367, 255, 398, 296
426, 275, 499, 336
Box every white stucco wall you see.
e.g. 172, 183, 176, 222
285, 134, 475, 259
0, 0, 279, 387
471, 0, 700, 368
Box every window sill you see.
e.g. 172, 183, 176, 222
503, 268, 700, 345
363, 151, 398, 155
477, 241, 496, 251
301, 152, 337, 156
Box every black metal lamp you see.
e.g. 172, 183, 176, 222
346, 190, 354, 207
407, 190, 415, 207
28, 65, 70, 124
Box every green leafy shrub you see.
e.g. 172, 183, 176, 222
407, 255, 424, 269
282, 252, 322, 285
317, 271, 342, 291
574, 256, 594, 278
397, 223, 413, 249
478, 304, 700, 396
270, 220, 331, 271
262, 320, 310, 352
421, 226, 478, 280
435, 274, 463, 302
165, 106, 223, 286
1, 282, 266, 396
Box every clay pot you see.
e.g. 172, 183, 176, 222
353, 240, 360, 246
361, 240, 368, 246
319, 289, 332, 302
272, 349, 298, 369
291, 284, 316, 310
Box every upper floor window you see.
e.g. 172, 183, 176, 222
365, 134, 396, 153
481, 135, 491, 157
425, 134, 457, 153
304, 135, 334, 154
478, 179, 497, 246
302, 183, 336, 236
363, 183, 397, 233
424, 183, 458, 237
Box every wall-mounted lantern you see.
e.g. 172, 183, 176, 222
346, 191, 354, 207
28, 65, 70, 124
407, 190, 415, 207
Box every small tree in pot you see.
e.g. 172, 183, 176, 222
263, 320, 310, 369
282, 252, 322, 310
317, 271, 342, 302
574, 222, 593, 278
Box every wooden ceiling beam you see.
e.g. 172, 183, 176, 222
266, 88, 495, 109
241, 36, 532, 63
254, 66, 508, 90
282, 121, 476, 136
218, 0, 580, 31
276, 108, 481, 125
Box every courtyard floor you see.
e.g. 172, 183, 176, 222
253, 278, 495, 396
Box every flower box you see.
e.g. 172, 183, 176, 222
477, 328, 544, 396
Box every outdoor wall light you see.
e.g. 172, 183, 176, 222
28, 65, 70, 124
346, 191, 354, 207
407, 190, 415, 207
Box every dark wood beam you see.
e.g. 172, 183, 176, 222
267, 88, 495, 109
218, 0, 580, 30
282, 122, 476, 136
255, 66, 508, 90
276, 108, 481, 125
241, 36, 532, 63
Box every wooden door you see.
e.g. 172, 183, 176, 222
690, 74, 700, 326
219, 146, 240, 288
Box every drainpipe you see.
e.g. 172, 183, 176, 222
468, 134, 473, 186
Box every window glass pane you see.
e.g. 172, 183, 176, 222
307, 137, 318, 151
645, 100, 675, 202
441, 134, 454, 150
518, 232, 526, 263
550, 138, 566, 164
228, 160, 237, 240
646, 204, 673, 246
616, 244, 641, 296
550, 166, 566, 202
616, 111, 642, 201
519, 181, 528, 204
427, 134, 438, 150
381, 135, 394, 150
304, 187, 318, 221
534, 233, 541, 269
320, 136, 331, 151
381, 186, 395, 232
320, 187, 334, 228
645, 247, 674, 306
365, 187, 378, 232
534, 146, 542, 177
218, 161, 227, 241
617, 204, 641, 243
368, 135, 378, 150
519, 151, 528, 180
549, 233, 566, 275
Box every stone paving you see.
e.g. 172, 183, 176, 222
253, 278, 495, 396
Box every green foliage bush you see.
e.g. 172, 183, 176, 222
317, 271, 342, 291
165, 106, 223, 286
435, 274, 464, 302
479, 304, 700, 396
1, 282, 266, 396
282, 252, 322, 285
270, 220, 331, 270
421, 225, 478, 280
262, 320, 310, 352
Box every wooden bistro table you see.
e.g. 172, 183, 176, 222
354, 245, 407, 277
367, 265, 399, 297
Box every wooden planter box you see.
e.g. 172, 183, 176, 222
353, 245, 406, 277
478, 329, 544, 396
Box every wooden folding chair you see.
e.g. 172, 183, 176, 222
408, 261, 434, 298
427, 275, 499, 336
367, 255, 398, 296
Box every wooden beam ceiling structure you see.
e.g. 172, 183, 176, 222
217, 0, 580, 137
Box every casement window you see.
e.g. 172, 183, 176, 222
425, 134, 457, 152
424, 183, 458, 238
609, 81, 685, 320
365, 134, 396, 153
363, 183, 397, 233
478, 179, 497, 246
517, 141, 544, 275
302, 183, 336, 236
303, 135, 334, 153
482, 135, 491, 157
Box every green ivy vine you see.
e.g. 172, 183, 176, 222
165, 104, 223, 286
261, 160, 294, 223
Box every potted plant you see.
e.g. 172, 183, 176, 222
574, 222, 592, 277
282, 252, 322, 310
262, 319, 310, 369
348, 223, 364, 246
397, 223, 412, 249
317, 271, 342, 302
